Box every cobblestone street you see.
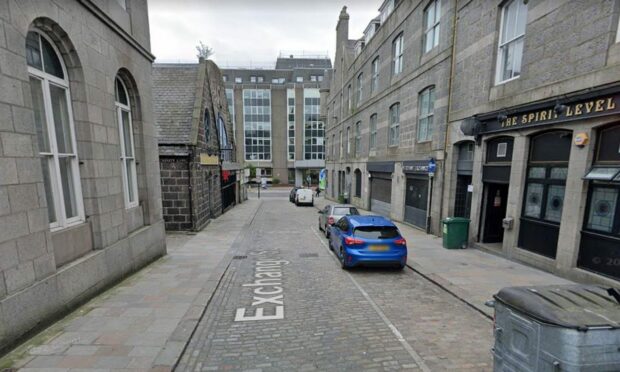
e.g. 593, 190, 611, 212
176, 190, 493, 371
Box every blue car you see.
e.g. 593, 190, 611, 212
328, 215, 408, 270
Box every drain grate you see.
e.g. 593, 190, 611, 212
299, 253, 319, 258
232, 255, 247, 259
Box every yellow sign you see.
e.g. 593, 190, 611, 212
574, 133, 589, 147
200, 154, 219, 165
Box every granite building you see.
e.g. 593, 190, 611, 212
446, 0, 620, 285
153, 59, 241, 232
324, 1, 453, 234
0, 0, 166, 350
324, 0, 620, 286
222, 55, 332, 186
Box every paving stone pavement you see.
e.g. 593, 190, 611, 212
1, 199, 262, 371
176, 190, 494, 371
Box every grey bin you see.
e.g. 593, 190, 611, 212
491, 285, 620, 372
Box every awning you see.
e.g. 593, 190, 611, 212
583, 167, 620, 181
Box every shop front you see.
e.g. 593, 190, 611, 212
578, 124, 620, 281
403, 161, 431, 230
465, 85, 620, 284
368, 162, 394, 217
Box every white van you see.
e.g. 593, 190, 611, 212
295, 188, 314, 206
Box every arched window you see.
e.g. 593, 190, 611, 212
27, 30, 83, 229
115, 77, 138, 208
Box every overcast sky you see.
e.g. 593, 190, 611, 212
148, 0, 380, 67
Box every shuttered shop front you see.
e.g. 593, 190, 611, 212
368, 162, 394, 217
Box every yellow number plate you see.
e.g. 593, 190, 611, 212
369, 245, 389, 251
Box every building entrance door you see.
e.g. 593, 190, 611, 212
404, 177, 428, 229
483, 183, 508, 243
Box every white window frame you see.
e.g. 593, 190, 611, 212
496, 0, 528, 84
423, 0, 441, 53
296, 76, 304, 83
392, 33, 404, 76
257, 76, 264, 83
250, 75, 257, 83
371, 57, 379, 94
28, 31, 84, 231
115, 77, 139, 209
417, 86, 435, 142
235, 77, 242, 83
389, 103, 400, 146
346, 126, 351, 155
497, 142, 508, 158
369, 113, 377, 150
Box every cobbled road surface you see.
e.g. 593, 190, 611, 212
176, 190, 493, 371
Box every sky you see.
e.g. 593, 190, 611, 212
148, 0, 381, 67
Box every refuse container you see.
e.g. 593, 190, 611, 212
490, 285, 620, 372
441, 217, 469, 249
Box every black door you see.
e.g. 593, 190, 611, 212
404, 177, 428, 229
454, 175, 472, 218
483, 183, 508, 243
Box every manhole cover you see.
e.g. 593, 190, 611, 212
233, 255, 247, 259
299, 253, 319, 258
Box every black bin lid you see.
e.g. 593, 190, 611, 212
494, 285, 620, 330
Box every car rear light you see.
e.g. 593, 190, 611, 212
327, 217, 335, 225
344, 236, 364, 245
394, 238, 407, 246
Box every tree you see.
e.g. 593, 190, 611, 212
196, 41, 213, 60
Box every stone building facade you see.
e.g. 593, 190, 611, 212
324, 0, 620, 285
222, 55, 332, 186
446, 0, 620, 286
0, 0, 166, 351
154, 59, 240, 232
324, 1, 454, 234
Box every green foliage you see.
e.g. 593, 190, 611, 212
272, 178, 280, 185
338, 194, 346, 204
246, 164, 256, 178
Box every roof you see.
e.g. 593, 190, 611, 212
494, 285, 620, 330
152, 64, 200, 144
346, 215, 396, 228
275, 57, 332, 69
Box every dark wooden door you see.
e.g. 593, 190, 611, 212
483, 183, 508, 243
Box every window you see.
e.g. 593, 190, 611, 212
296, 76, 304, 83
354, 169, 362, 198
303, 89, 324, 160
331, 134, 335, 159
235, 77, 242, 83
310, 75, 324, 82
371, 57, 379, 94
347, 84, 351, 112
243, 89, 272, 160
223, 75, 228, 82
27, 31, 84, 229
355, 121, 361, 156
417, 86, 435, 142
356, 73, 363, 104
389, 103, 400, 146
496, 0, 528, 83
346, 126, 351, 155
257, 76, 264, 83
369, 114, 377, 150
339, 130, 343, 159
392, 33, 404, 76
250, 76, 257, 83
225, 89, 235, 137
423, 0, 441, 53
497, 142, 508, 157
287, 89, 295, 160
115, 77, 139, 208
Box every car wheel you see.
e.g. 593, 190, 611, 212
324, 226, 329, 238
398, 263, 406, 270
319, 221, 323, 231
339, 247, 349, 270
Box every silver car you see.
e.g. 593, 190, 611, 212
318, 204, 360, 237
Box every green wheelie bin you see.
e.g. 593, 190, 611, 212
441, 217, 470, 249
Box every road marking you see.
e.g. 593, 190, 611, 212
312, 228, 432, 372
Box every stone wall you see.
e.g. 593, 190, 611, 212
160, 157, 192, 231
0, 0, 165, 351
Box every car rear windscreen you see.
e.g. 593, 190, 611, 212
333, 207, 360, 216
354, 226, 399, 239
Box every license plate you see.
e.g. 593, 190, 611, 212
369, 245, 389, 251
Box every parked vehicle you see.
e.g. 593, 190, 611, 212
328, 215, 407, 270
295, 188, 314, 206
289, 187, 300, 202
318, 204, 360, 238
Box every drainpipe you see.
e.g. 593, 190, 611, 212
187, 146, 194, 231
440, 0, 460, 227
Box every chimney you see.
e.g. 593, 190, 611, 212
336, 6, 349, 46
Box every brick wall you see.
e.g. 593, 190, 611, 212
160, 157, 192, 231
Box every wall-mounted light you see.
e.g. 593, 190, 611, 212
554, 101, 567, 115
497, 113, 508, 122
